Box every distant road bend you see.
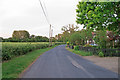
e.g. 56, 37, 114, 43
22, 45, 118, 78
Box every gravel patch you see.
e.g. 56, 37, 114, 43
83, 56, 118, 74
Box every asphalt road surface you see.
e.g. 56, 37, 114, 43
22, 45, 118, 78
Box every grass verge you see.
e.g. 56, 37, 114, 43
66, 47, 93, 56
2, 45, 56, 79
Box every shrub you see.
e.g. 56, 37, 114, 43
2, 42, 64, 61
2, 52, 12, 60
83, 52, 93, 56
2, 43, 49, 61
55, 42, 65, 45
98, 52, 104, 57
67, 42, 69, 45
84, 44, 92, 47
74, 45, 79, 50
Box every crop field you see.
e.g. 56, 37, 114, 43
2, 42, 50, 61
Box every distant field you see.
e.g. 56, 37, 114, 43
1, 42, 63, 45
2, 42, 49, 45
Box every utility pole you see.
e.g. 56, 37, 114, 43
49, 24, 53, 46
51, 29, 53, 46
49, 24, 51, 47
49, 25, 54, 46
38, 0, 52, 46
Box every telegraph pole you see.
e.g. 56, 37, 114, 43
49, 25, 53, 46
49, 24, 51, 47
51, 29, 53, 45
38, 0, 53, 47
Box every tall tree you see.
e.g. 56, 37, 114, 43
61, 24, 79, 42
69, 31, 82, 45
12, 30, 30, 39
61, 24, 79, 34
76, 2, 120, 33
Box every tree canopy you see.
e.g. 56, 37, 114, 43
12, 30, 30, 39
76, 2, 120, 34
2, 30, 49, 42
61, 24, 79, 42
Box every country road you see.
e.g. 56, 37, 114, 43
22, 45, 118, 78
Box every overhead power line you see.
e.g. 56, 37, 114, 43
38, 0, 53, 46
38, 0, 50, 24
43, 1, 50, 23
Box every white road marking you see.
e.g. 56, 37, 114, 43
67, 55, 95, 78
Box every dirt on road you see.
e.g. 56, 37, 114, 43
83, 56, 118, 74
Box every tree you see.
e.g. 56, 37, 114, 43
0, 37, 3, 42
69, 32, 82, 45
61, 24, 79, 34
61, 24, 79, 42
93, 30, 107, 48
106, 31, 119, 48
30, 35, 35, 38
55, 34, 63, 42
76, 2, 120, 33
62, 31, 70, 42
12, 30, 30, 39
69, 29, 93, 45
77, 29, 93, 45
35, 36, 42, 42
51, 37, 56, 42
41, 37, 49, 42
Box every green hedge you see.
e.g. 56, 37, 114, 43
54, 42, 65, 45
2, 43, 49, 61
2, 42, 65, 61
74, 45, 79, 50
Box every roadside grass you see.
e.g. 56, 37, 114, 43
2, 45, 56, 79
66, 47, 93, 56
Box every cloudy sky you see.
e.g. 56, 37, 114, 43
0, 0, 83, 38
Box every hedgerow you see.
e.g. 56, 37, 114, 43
2, 43, 49, 61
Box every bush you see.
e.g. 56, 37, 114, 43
84, 44, 92, 47
2, 42, 64, 61
67, 42, 69, 45
98, 52, 104, 57
2, 52, 12, 60
55, 42, 65, 45
74, 45, 79, 50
